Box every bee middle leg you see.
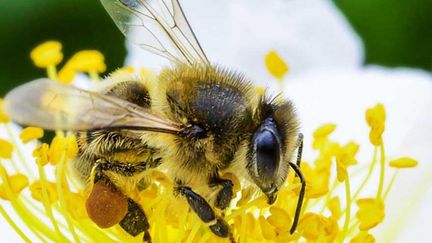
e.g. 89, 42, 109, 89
209, 176, 233, 210
175, 185, 231, 238
120, 199, 151, 242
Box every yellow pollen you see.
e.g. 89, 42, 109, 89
0, 139, 13, 159
312, 123, 337, 150
335, 141, 359, 182
19, 127, 44, 144
389, 157, 418, 168
297, 212, 338, 242
30, 41, 63, 68
58, 50, 106, 83
47, 134, 78, 165
313, 123, 337, 138
0, 168, 29, 200
350, 231, 376, 243
300, 162, 330, 198
258, 215, 277, 240
48, 135, 65, 165
32, 143, 50, 166
65, 192, 88, 220
65, 134, 78, 159
265, 50, 289, 81
366, 103, 386, 146
267, 206, 292, 229
355, 198, 385, 230
29, 181, 58, 204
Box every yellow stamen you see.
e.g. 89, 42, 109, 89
383, 170, 398, 200
58, 50, 106, 83
376, 144, 386, 199
0, 170, 29, 200
65, 134, 78, 159
355, 198, 385, 230
297, 213, 338, 241
19, 127, 44, 144
341, 175, 352, 241
300, 162, 330, 199
389, 157, 418, 168
0, 166, 61, 241
35, 150, 67, 241
0, 138, 13, 159
352, 147, 378, 201
5, 126, 34, 183
258, 215, 276, 240
312, 123, 336, 150
366, 103, 386, 146
265, 50, 289, 82
30, 41, 63, 68
32, 143, 50, 167
55, 153, 81, 243
29, 181, 58, 203
335, 141, 359, 182
350, 231, 375, 243
0, 205, 32, 242
267, 206, 292, 229
313, 123, 337, 138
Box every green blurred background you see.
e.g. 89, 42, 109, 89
0, 0, 431, 96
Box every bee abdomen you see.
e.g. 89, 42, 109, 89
73, 79, 161, 181
105, 80, 151, 108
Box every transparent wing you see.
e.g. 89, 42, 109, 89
3, 79, 182, 134
100, 0, 209, 65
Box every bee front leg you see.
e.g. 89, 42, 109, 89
175, 185, 231, 238
209, 176, 233, 210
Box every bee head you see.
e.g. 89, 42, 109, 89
246, 98, 299, 204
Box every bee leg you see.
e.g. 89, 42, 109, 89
175, 186, 230, 238
90, 162, 152, 242
209, 177, 233, 210
119, 199, 152, 243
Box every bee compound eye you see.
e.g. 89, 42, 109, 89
254, 129, 280, 180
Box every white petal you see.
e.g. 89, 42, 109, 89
283, 66, 432, 241
125, 0, 364, 82
284, 66, 432, 157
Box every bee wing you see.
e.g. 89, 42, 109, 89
100, 0, 209, 65
3, 79, 182, 134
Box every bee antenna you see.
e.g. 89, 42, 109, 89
289, 133, 305, 234
288, 162, 306, 234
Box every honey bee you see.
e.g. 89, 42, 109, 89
3, 0, 306, 242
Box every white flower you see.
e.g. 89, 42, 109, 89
126, 0, 432, 242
